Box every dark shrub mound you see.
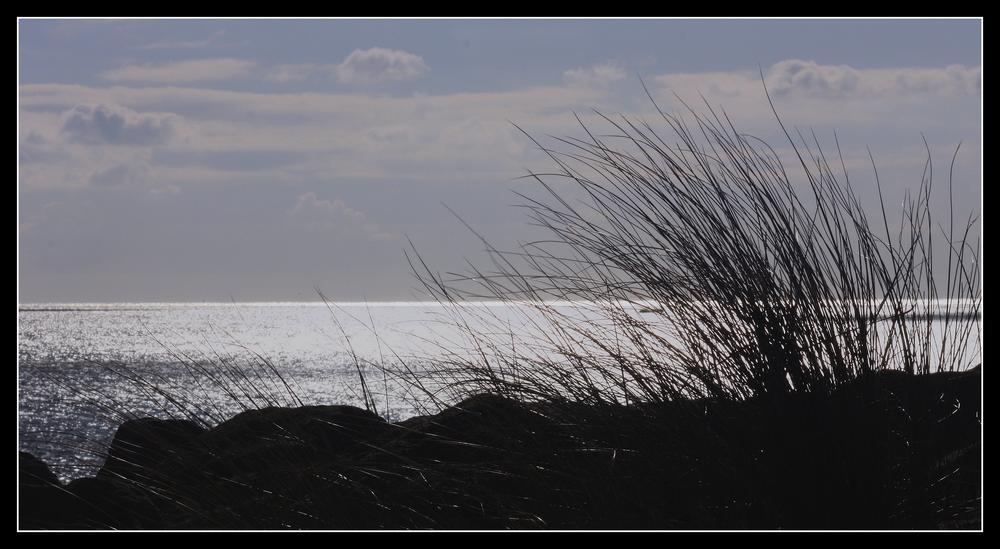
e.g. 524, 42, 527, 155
19, 366, 980, 530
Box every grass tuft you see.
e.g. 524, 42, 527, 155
20, 87, 980, 529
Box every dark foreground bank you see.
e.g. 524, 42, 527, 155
19, 366, 980, 530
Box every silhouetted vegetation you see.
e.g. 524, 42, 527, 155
20, 90, 980, 529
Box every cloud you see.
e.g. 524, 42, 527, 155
19, 82, 607, 190
289, 192, 398, 240
261, 49, 431, 86
61, 103, 178, 146
881, 63, 981, 97
363, 124, 415, 145
23, 60, 977, 194
765, 60, 865, 98
334, 47, 429, 85
100, 58, 256, 83
427, 118, 523, 159
89, 160, 152, 187
765, 60, 981, 99
264, 63, 318, 83
290, 192, 366, 224
563, 62, 627, 87
653, 60, 981, 104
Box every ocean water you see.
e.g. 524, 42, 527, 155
17, 301, 597, 481
18, 300, 980, 482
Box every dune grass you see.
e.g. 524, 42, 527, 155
403, 88, 979, 406
19, 87, 981, 529
389, 86, 981, 528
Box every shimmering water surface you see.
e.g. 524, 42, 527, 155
18, 300, 979, 482
17, 301, 591, 481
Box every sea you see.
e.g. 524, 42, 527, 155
17, 300, 981, 483
17, 301, 602, 482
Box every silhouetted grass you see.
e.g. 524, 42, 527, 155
408, 87, 979, 400
394, 85, 981, 528
19, 88, 981, 530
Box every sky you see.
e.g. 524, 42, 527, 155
18, 18, 982, 303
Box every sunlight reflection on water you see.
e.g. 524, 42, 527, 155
18, 300, 980, 482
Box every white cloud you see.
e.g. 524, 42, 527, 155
334, 47, 429, 85
290, 192, 366, 224
61, 103, 179, 146
765, 60, 981, 99
563, 62, 627, 87
653, 60, 982, 103
20, 81, 607, 183
21, 59, 978, 196
425, 118, 524, 161
879, 63, 981, 97
100, 58, 256, 83
288, 192, 398, 240
644, 61, 982, 138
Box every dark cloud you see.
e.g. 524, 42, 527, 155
61, 103, 178, 146
767, 60, 862, 98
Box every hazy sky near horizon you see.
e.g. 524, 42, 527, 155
18, 18, 981, 303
